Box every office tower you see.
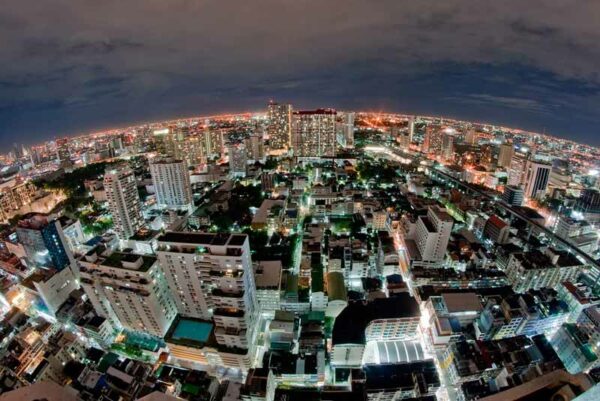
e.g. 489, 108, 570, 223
508, 152, 528, 186
408, 116, 415, 143
150, 158, 193, 210
498, 143, 514, 168
502, 185, 524, 206
16, 213, 76, 271
524, 161, 551, 200
156, 232, 257, 350
245, 131, 265, 162
442, 133, 455, 162
104, 164, 144, 240
292, 109, 337, 158
415, 206, 453, 265
79, 247, 177, 337
228, 142, 248, 177
464, 130, 477, 145
267, 101, 292, 152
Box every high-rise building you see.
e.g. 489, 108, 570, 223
548, 159, 571, 194
16, 213, 76, 271
336, 112, 355, 148
228, 142, 248, 177
292, 109, 337, 158
576, 189, 600, 215
150, 158, 193, 211
104, 164, 144, 240
442, 133, 455, 162
245, 132, 265, 162
524, 161, 551, 200
423, 125, 443, 154
408, 116, 415, 143
162, 129, 209, 167
505, 249, 582, 293
508, 152, 528, 186
415, 206, 453, 265
267, 101, 292, 152
502, 185, 524, 206
498, 143, 514, 169
79, 247, 178, 337
464, 130, 477, 145
204, 126, 224, 158
156, 232, 257, 350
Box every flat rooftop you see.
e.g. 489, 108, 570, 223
158, 232, 247, 247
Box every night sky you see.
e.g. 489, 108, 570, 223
1, 0, 599, 148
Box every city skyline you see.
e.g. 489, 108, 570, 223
2, 1, 600, 147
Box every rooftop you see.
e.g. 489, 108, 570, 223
332, 294, 420, 345
157, 232, 247, 247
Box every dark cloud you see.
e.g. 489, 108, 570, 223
1, 0, 600, 146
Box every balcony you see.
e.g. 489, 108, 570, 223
213, 307, 245, 318
209, 270, 244, 279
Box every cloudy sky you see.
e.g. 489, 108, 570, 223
1, 0, 599, 147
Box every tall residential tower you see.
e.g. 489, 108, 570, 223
104, 164, 144, 240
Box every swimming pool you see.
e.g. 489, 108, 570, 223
171, 319, 213, 343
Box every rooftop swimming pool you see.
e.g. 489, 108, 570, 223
171, 319, 213, 343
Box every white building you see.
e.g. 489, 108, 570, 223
19, 266, 79, 316
78, 246, 177, 337
104, 164, 144, 240
505, 249, 583, 293
150, 158, 193, 211
524, 161, 551, 200
414, 206, 453, 266
156, 232, 257, 350
254, 260, 282, 317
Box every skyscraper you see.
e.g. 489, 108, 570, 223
524, 161, 551, 200
267, 101, 292, 152
150, 158, 193, 211
156, 232, 257, 350
498, 143, 515, 169
292, 109, 337, 158
104, 164, 144, 240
